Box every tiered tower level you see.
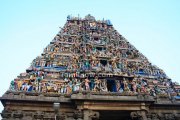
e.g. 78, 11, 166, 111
1, 15, 180, 120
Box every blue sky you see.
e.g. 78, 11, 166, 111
0, 0, 180, 116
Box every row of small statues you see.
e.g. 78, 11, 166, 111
9, 76, 178, 97
32, 56, 166, 78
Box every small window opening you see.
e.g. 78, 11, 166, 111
100, 60, 107, 66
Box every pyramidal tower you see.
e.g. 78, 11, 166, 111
1, 14, 180, 120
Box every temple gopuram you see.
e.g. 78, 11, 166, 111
1, 14, 180, 120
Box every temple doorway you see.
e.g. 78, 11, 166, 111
107, 80, 116, 92
99, 110, 132, 120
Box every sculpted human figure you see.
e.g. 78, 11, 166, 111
94, 77, 101, 91
141, 85, 146, 93
132, 79, 137, 92
63, 83, 67, 93
85, 78, 90, 90
123, 79, 130, 92
66, 84, 72, 94
90, 78, 95, 90
53, 84, 58, 93
100, 79, 107, 92
17, 80, 23, 91
115, 80, 120, 92
41, 83, 46, 93
10, 80, 15, 90
60, 84, 64, 93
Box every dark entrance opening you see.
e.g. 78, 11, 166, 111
100, 60, 107, 66
94, 37, 99, 41
107, 80, 116, 92
139, 69, 144, 74
99, 110, 132, 120
96, 47, 102, 51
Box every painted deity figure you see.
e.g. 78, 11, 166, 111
21, 81, 27, 91
90, 79, 95, 90
66, 85, 72, 94
17, 80, 23, 91
94, 77, 101, 91
132, 79, 137, 92
123, 80, 130, 92
85, 78, 90, 90
146, 86, 151, 95
136, 80, 141, 93
46, 83, 51, 92
53, 84, 58, 93
60, 84, 64, 93
100, 79, 107, 92
41, 83, 47, 93
63, 83, 67, 93
10, 80, 15, 91
72, 79, 80, 92
115, 80, 121, 92
77, 80, 82, 92
112, 58, 118, 69
54, 46, 59, 52
141, 85, 146, 93
27, 82, 33, 92
72, 82, 76, 92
